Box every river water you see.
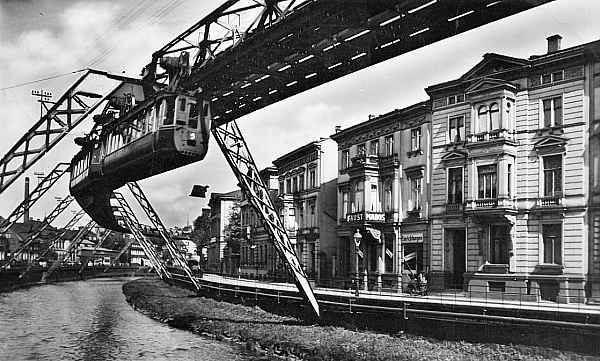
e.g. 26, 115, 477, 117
0, 277, 247, 361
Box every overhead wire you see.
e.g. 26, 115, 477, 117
0, 69, 87, 92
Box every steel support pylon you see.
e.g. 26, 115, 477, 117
0, 163, 71, 234
111, 192, 171, 279
80, 229, 112, 274
19, 209, 87, 278
212, 121, 320, 317
43, 220, 96, 281
127, 182, 201, 291
1, 195, 74, 269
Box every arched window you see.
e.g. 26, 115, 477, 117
478, 105, 488, 133
490, 103, 500, 130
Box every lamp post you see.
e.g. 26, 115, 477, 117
353, 229, 362, 297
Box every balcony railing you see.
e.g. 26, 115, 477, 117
474, 198, 498, 208
538, 195, 563, 207
468, 129, 515, 143
346, 211, 385, 223
445, 203, 464, 214
350, 154, 380, 168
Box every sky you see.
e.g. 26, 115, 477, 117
0, 0, 599, 228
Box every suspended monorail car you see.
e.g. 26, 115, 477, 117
69, 88, 211, 232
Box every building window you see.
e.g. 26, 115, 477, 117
542, 96, 563, 127
410, 127, 421, 151
309, 170, 316, 188
409, 177, 422, 211
448, 115, 465, 143
353, 181, 364, 212
478, 164, 497, 199
342, 191, 349, 217
357, 143, 366, 156
490, 225, 510, 264
542, 223, 562, 264
385, 135, 394, 155
477, 103, 500, 133
543, 155, 562, 197
370, 140, 379, 156
286, 179, 291, 194
385, 235, 394, 273
384, 180, 393, 212
447, 167, 463, 204
298, 174, 304, 192
292, 177, 298, 193
507, 163, 512, 197
341, 150, 350, 169
370, 183, 380, 212
279, 181, 284, 195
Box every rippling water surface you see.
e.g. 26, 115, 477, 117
0, 278, 247, 361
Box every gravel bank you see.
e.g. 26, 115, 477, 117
122, 278, 596, 361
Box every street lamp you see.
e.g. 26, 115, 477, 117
353, 229, 362, 297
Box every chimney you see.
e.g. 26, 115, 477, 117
547, 34, 562, 53
334, 125, 341, 133
24, 177, 30, 223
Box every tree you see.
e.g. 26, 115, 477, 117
192, 213, 211, 247
223, 201, 243, 255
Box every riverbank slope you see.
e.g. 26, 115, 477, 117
122, 278, 593, 361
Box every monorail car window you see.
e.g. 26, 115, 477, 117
188, 101, 198, 129
179, 98, 186, 112
175, 96, 187, 126
160, 99, 172, 125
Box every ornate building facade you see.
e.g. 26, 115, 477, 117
331, 101, 431, 291
426, 35, 598, 302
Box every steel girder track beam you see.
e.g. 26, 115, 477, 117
43, 220, 96, 281
111, 192, 171, 279
0, 69, 139, 194
127, 182, 201, 291
0, 163, 71, 234
212, 121, 320, 317
19, 209, 87, 278
0, 195, 74, 270
79, 229, 112, 274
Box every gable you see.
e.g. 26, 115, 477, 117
533, 135, 568, 154
465, 77, 517, 95
461, 53, 529, 81
441, 150, 468, 163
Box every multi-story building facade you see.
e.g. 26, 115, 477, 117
331, 102, 431, 291
272, 139, 338, 284
207, 190, 241, 273
239, 167, 282, 279
426, 35, 599, 302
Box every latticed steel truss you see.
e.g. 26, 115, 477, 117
0, 69, 139, 195
19, 209, 87, 278
0, 163, 71, 234
212, 121, 320, 317
111, 192, 171, 279
127, 182, 201, 291
0, 195, 74, 269
43, 220, 96, 281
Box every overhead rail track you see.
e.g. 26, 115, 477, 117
148, 0, 556, 127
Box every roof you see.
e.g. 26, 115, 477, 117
273, 140, 323, 167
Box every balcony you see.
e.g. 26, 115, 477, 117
475, 198, 498, 208
466, 197, 516, 215
350, 154, 380, 169
534, 195, 566, 213
467, 129, 517, 145
345, 211, 385, 223
445, 203, 464, 215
